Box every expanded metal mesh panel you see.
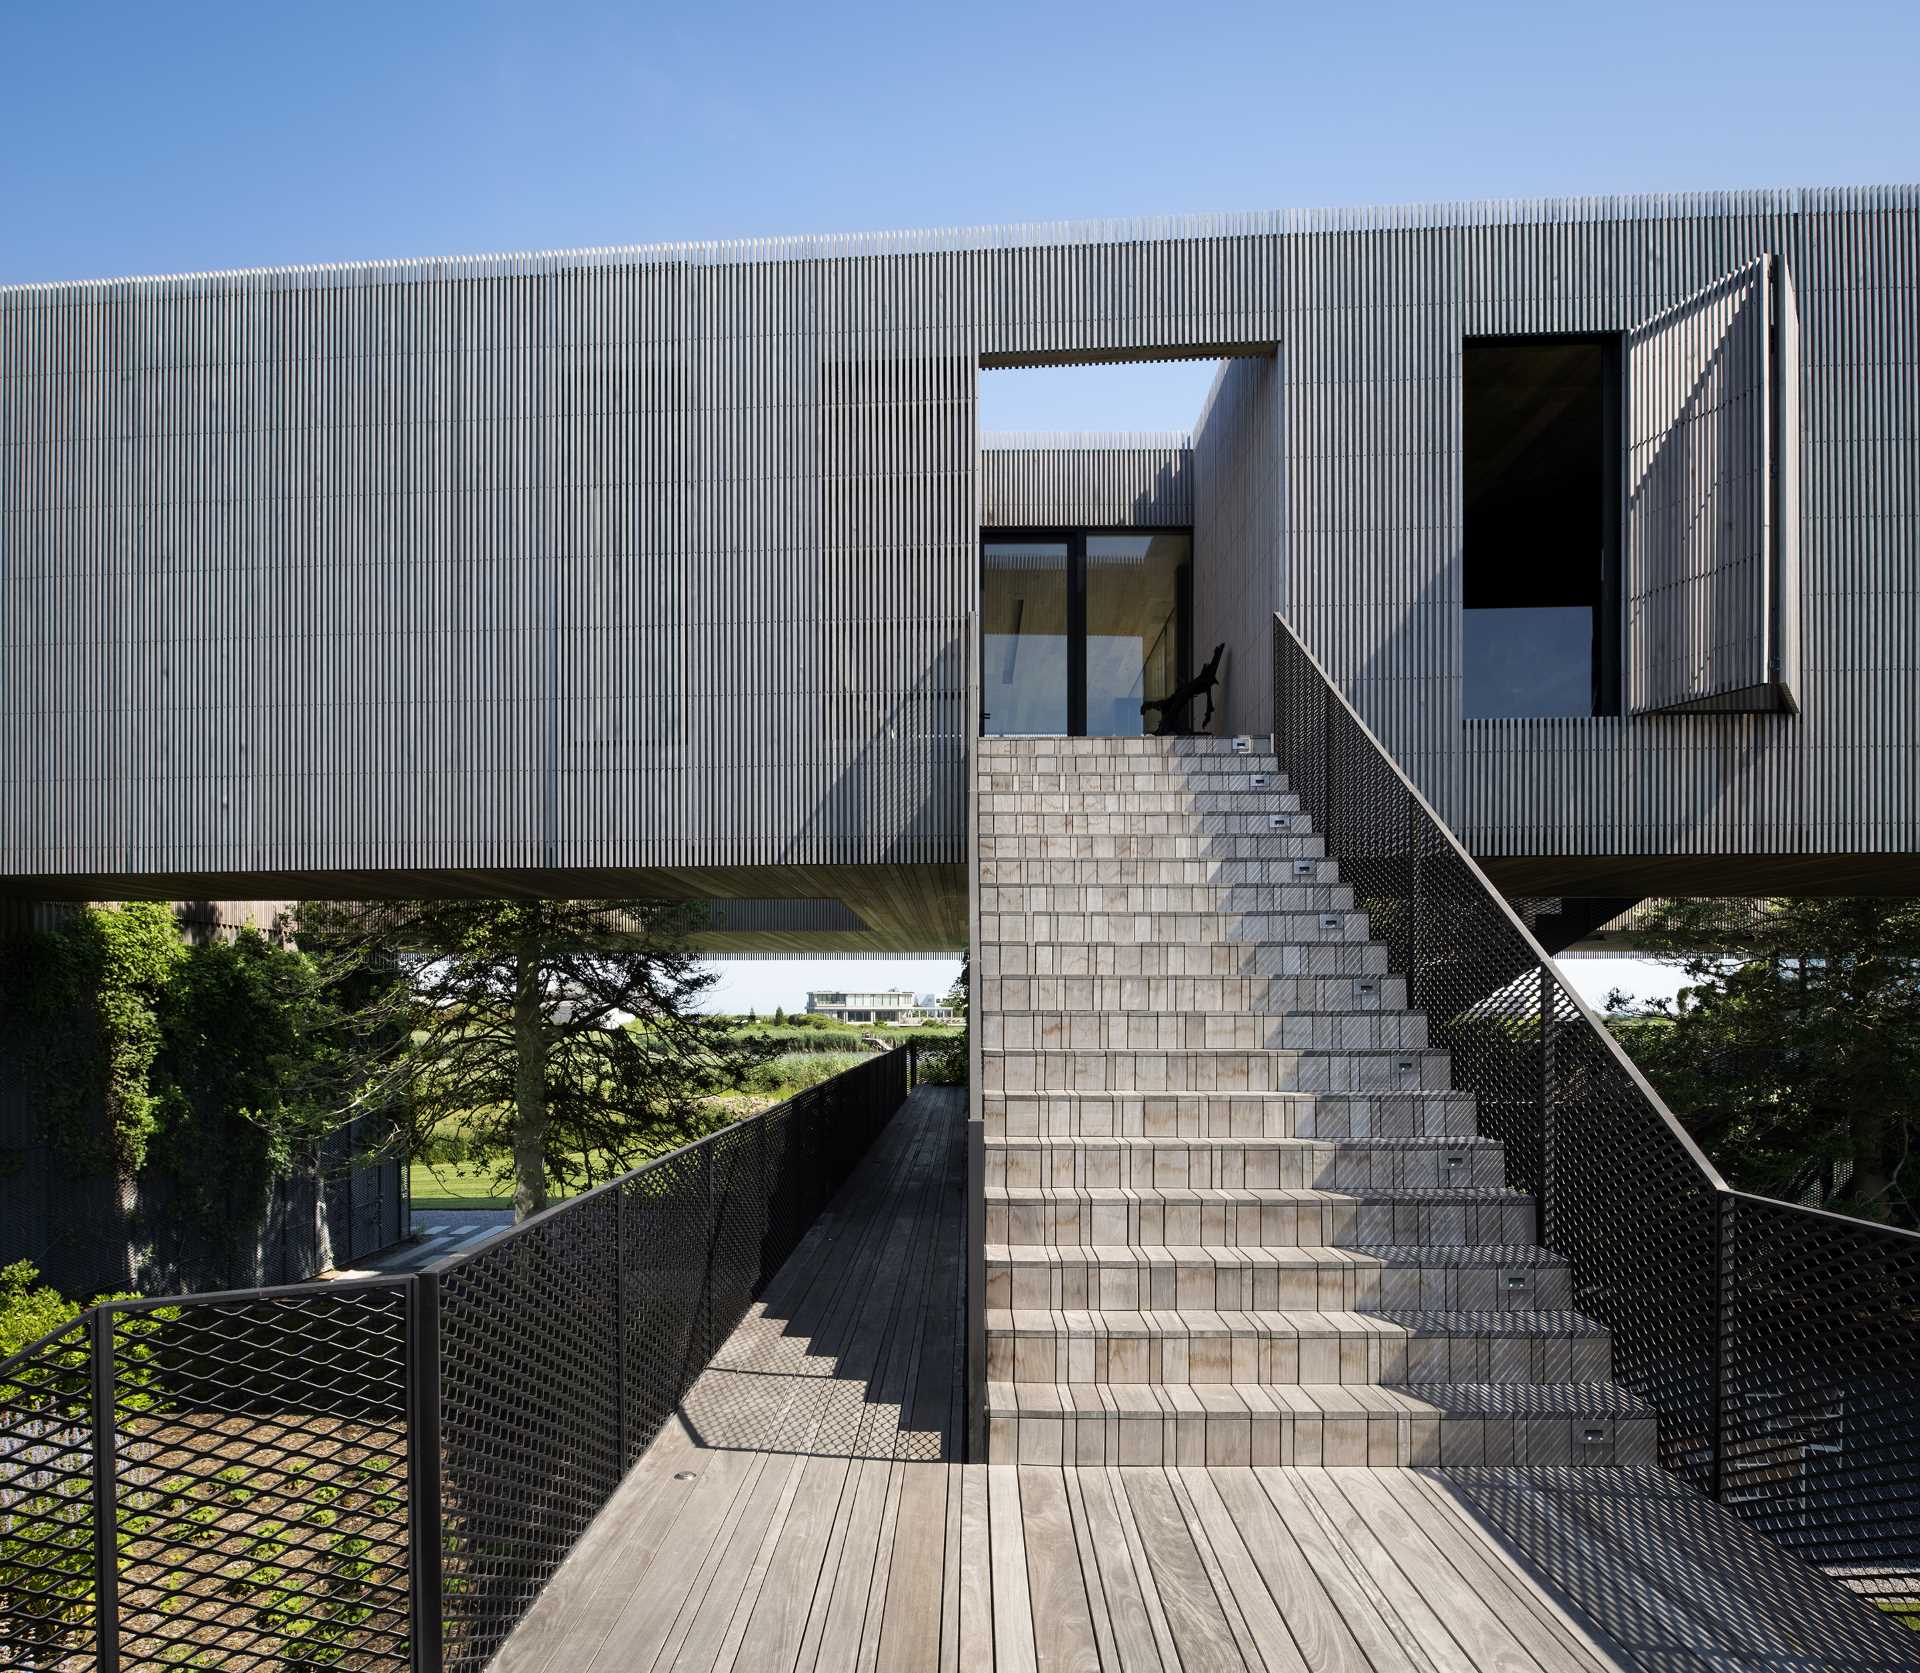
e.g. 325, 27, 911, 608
1273, 611, 1920, 1606
1544, 980, 1719, 1490
0, 1319, 95, 1671
435, 1049, 908, 1672
1724, 1194, 1920, 1605
109, 1285, 411, 1672
438, 1188, 623, 1673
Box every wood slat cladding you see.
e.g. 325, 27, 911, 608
1194, 357, 1282, 737
1625, 257, 1793, 714
980, 434, 1193, 528
3, 186, 1918, 922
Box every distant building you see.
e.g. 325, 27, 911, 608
807, 989, 957, 1025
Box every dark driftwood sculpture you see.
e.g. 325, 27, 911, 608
1141, 642, 1226, 736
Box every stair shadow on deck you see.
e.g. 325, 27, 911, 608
1431, 1465, 1920, 1669
674, 1085, 967, 1463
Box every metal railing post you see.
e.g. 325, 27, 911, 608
1711, 1193, 1732, 1504
1538, 966, 1556, 1244
615, 1187, 629, 1465
1407, 800, 1426, 1015
89, 1306, 120, 1673
408, 1271, 445, 1673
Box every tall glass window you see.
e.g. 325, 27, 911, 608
1085, 533, 1190, 736
981, 530, 1191, 736
982, 539, 1070, 734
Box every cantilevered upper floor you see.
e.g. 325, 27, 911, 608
3, 186, 1917, 946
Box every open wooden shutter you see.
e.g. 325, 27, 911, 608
1626, 254, 1798, 714
1771, 256, 1802, 711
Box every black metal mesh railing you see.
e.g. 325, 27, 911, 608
435, 1050, 906, 1672
1272, 612, 1920, 1608
0, 1048, 912, 1672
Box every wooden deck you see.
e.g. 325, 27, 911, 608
494, 1089, 1919, 1673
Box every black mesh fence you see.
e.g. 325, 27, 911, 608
1271, 612, 1920, 1609
0, 1048, 910, 1672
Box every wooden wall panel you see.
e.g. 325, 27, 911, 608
979, 435, 1192, 528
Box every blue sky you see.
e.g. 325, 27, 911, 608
6, 0, 1908, 1007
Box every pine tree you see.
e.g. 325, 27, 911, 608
301, 898, 769, 1220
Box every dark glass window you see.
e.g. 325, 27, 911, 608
1463, 338, 1621, 717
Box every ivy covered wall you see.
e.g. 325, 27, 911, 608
0, 903, 405, 1296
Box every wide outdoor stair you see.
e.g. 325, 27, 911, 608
978, 734, 1659, 1469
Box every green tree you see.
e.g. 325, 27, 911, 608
1608, 897, 1920, 1226
154, 928, 352, 1268
773, 1005, 786, 1026
300, 898, 767, 1220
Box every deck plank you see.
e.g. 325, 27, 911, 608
1019, 1467, 1103, 1673
1122, 1469, 1253, 1672
878, 1464, 952, 1671
956, 1463, 995, 1671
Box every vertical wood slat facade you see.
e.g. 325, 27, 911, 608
979, 435, 1192, 529
2, 186, 1917, 928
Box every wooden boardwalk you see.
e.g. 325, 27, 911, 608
494, 1089, 1919, 1673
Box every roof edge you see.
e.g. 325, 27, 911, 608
3, 184, 1915, 305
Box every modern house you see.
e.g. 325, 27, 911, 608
805, 988, 956, 1023
3, 190, 1918, 1671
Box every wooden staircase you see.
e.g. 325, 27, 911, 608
975, 734, 1659, 1468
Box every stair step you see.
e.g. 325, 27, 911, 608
983, 1013, 1430, 1052
981, 943, 1393, 980
978, 832, 1324, 858
980, 790, 1305, 816
990, 1229, 1543, 1306
982, 1047, 1453, 1095
984, 975, 1411, 1015
982, 857, 1344, 886
986, 1238, 1559, 1310
975, 1190, 1528, 1260
982, 1089, 1481, 1140
980, 812, 1329, 838
986, 1307, 1612, 1386
980, 912, 1380, 947
983, 1380, 1658, 1467
982, 884, 1354, 915
979, 736, 1276, 761
980, 772, 1291, 795
985, 1140, 1504, 1193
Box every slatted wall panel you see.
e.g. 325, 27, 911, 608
1192, 357, 1281, 736
3, 187, 1918, 907
979, 434, 1192, 528
1625, 257, 1776, 713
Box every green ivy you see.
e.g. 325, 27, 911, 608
4, 903, 184, 1175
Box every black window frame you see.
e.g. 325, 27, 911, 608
980, 526, 1193, 736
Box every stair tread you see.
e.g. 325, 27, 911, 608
987, 1241, 1553, 1266
989, 1183, 1523, 1204
987, 1136, 1496, 1152
990, 1244, 1543, 1267
986, 1380, 1653, 1417
987, 1307, 1607, 1337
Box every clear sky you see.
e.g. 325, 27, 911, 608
7, 0, 1906, 1003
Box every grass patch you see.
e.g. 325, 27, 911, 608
407, 1046, 903, 1211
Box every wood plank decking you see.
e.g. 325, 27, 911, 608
493, 1089, 1919, 1673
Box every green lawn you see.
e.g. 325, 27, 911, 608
407, 1038, 940, 1211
